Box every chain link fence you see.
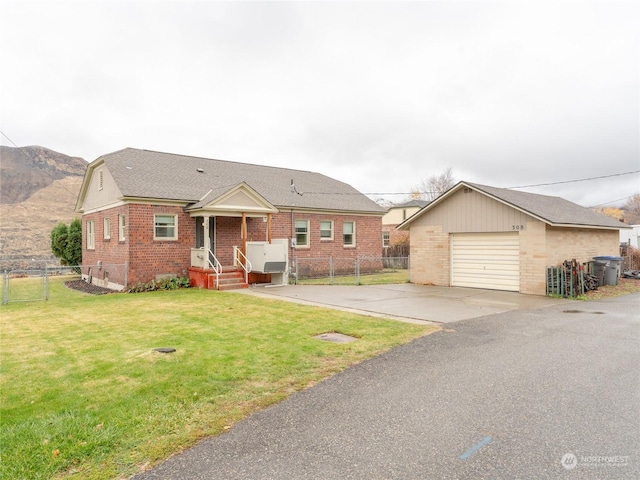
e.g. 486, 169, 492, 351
2, 263, 127, 304
293, 256, 410, 285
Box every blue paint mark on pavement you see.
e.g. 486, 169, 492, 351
460, 436, 492, 460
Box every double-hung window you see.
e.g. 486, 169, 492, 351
295, 220, 309, 247
103, 217, 111, 240
343, 221, 355, 247
382, 231, 390, 248
87, 220, 95, 250
320, 220, 333, 240
154, 214, 178, 240
118, 214, 126, 241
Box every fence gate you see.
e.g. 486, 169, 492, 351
2, 270, 49, 305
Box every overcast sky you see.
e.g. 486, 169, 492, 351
1, 0, 638, 207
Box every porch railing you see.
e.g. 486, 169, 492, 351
235, 248, 252, 285
207, 249, 222, 289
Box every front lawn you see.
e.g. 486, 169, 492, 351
0, 277, 434, 479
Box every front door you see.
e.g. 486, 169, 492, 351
195, 216, 216, 253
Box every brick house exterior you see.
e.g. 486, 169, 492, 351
398, 181, 628, 295
76, 149, 385, 289
381, 200, 429, 249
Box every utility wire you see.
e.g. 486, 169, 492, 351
508, 170, 640, 189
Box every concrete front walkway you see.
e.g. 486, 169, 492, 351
239, 283, 570, 324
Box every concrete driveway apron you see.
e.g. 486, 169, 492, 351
239, 283, 568, 324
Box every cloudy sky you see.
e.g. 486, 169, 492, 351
1, 0, 638, 207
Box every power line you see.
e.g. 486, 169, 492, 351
509, 170, 640, 189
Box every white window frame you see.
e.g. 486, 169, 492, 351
103, 217, 111, 240
87, 220, 95, 250
154, 214, 178, 241
382, 231, 390, 248
320, 220, 334, 241
295, 219, 310, 248
118, 214, 126, 241
343, 221, 356, 247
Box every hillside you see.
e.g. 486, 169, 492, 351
0, 146, 87, 269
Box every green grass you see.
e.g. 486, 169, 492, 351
297, 268, 410, 285
0, 276, 434, 480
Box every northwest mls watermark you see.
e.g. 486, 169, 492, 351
561, 453, 630, 470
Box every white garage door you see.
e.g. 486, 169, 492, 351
451, 233, 520, 292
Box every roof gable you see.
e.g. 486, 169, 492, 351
399, 181, 629, 230
187, 182, 278, 216
80, 148, 384, 214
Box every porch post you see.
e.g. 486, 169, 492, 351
267, 213, 272, 243
241, 213, 247, 254
203, 216, 210, 266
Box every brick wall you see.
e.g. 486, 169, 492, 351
409, 225, 449, 286
84, 206, 383, 286
518, 221, 547, 295
545, 227, 619, 266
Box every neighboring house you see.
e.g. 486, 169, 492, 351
381, 200, 429, 248
620, 225, 639, 248
75, 148, 385, 290
398, 181, 629, 295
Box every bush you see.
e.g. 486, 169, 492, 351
125, 277, 191, 293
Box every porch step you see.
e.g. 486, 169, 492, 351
211, 270, 248, 291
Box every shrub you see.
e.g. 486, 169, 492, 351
125, 277, 191, 293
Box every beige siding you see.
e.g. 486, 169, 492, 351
422, 188, 534, 233
382, 206, 422, 226
82, 166, 123, 212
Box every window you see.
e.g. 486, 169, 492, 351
320, 220, 333, 240
382, 231, 390, 248
343, 221, 355, 247
118, 215, 126, 241
154, 214, 178, 240
295, 220, 309, 247
103, 217, 111, 240
87, 220, 95, 250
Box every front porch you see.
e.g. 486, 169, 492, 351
186, 183, 288, 290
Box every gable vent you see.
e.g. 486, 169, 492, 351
463, 188, 473, 194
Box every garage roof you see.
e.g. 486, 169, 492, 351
399, 181, 630, 230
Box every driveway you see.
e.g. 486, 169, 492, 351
239, 283, 569, 324
132, 293, 640, 479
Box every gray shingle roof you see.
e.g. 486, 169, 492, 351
466, 182, 627, 229
399, 181, 629, 230
100, 148, 385, 213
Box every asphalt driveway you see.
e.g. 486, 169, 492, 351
132, 292, 640, 479
240, 283, 569, 324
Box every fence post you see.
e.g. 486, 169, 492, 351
329, 256, 333, 285
2, 272, 8, 305
356, 257, 360, 285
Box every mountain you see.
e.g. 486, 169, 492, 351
0, 146, 88, 269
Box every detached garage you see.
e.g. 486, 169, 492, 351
398, 182, 628, 295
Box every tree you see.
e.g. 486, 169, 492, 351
412, 167, 455, 201
50, 218, 82, 266
50, 222, 69, 262
65, 218, 82, 266
594, 207, 624, 221
623, 193, 640, 224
